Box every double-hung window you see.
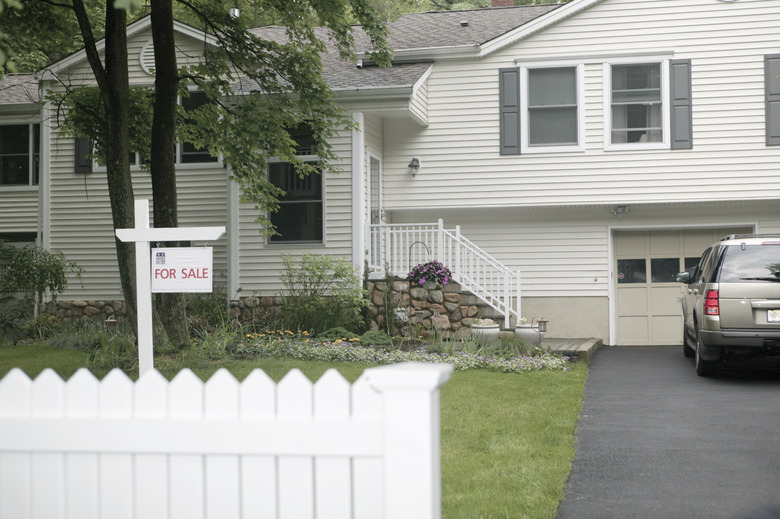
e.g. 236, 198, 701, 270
609, 62, 663, 145
525, 66, 581, 150
268, 124, 323, 244
1, 123, 40, 186
500, 63, 583, 154
180, 91, 218, 164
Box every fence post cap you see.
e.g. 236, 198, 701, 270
364, 362, 453, 392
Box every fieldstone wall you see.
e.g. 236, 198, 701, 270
229, 296, 281, 320
52, 300, 127, 321
366, 279, 483, 340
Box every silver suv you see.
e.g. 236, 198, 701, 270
676, 234, 780, 376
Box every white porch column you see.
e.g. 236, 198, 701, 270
351, 112, 366, 278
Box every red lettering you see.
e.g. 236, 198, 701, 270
155, 268, 176, 279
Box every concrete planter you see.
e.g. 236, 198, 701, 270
471, 323, 500, 346
515, 324, 542, 346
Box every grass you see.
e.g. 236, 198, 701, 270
0, 340, 587, 519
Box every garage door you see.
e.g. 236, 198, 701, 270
614, 228, 751, 346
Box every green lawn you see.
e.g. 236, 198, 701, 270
0, 341, 587, 519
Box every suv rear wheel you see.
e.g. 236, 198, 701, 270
695, 330, 718, 377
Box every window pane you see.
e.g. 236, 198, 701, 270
529, 68, 576, 106
527, 67, 577, 146
651, 258, 680, 283
529, 107, 577, 145
269, 202, 323, 242
370, 156, 380, 224
617, 259, 646, 284
611, 63, 662, 144
0, 125, 30, 185
269, 160, 323, 243
684, 257, 700, 271
180, 92, 218, 163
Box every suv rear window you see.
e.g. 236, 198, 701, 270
718, 243, 780, 283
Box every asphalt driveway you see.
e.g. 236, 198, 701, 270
556, 346, 780, 519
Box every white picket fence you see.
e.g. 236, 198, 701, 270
0, 362, 453, 519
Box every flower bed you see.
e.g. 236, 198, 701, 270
237, 332, 572, 373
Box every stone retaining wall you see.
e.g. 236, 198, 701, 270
52, 300, 127, 321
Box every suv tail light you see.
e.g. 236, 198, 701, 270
704, 290, 719, 316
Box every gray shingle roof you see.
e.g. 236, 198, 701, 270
248, 5, 559, 92
0, 74, 39, 105
383, 5, 561, 51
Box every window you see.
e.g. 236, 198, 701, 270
180, 91, 218, 164
610, 63, 663, 144
527, 67, 579, 148
268, 123, 322, 243
0, 123, 39, 186
268, 162, 322, 243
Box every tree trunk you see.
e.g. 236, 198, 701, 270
150, 0, 189, 349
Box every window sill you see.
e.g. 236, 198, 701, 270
520, 144, 585, 154
0, 185, 38, 192
604, 142, 669, 152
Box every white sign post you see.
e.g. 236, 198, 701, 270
116, 199, 225, 376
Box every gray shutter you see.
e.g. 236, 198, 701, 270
499, 67, 521, 155
670, 59, 693, 150
765, 54, 780, 146
74, 137, 93, 173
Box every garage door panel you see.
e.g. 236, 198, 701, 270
649, 231, 681, 255
650, 286, 684, 314
651, 315, 683, 344
617, 287, 648, 314
617, 316, 649, 344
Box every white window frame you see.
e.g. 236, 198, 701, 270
265, 152, 325, 246
519, 62, 584, 154
603, 57, 670, 151
0, 121, 40, 189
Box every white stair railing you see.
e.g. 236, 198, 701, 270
367, 220, 521, 328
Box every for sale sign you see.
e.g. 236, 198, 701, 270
151, 247, 213, 293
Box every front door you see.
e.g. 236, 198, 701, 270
614, 228, 751, 345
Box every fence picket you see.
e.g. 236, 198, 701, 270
277, 369, 314, 519
65, 369, 100, 519
0, 369, 32, 519
31, 369, 65, 519
134, 369, 169, 519
98, 370, 134, 519
314, 370, 352, 519
239, 369, 277, 517
168, 369, 205, 519
204, 369, 240, 519
351, 374, 383, 519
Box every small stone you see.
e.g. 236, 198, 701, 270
449, 308, 462, 322
393, 281, 409, 293
461, 317, 476, 327
410, 287, 427, 300
444, 302, 459, 314
444, 293, 460, 303
374, 282, 387, 292
83, 306, 101, 317
72, 300, 88, 308
431, 315, 451, 330
428, 290, 444, 304
467, 306, 479, 317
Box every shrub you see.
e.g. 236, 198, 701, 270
317, 327, 359, 341
360, 330, 394, 349
279, 253, 368, 335
22, 313, 62, 342
185, 291, 229, 336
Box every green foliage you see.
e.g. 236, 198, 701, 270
0, 293, 32, 343
46, 318, 138, 374
0, 241, 82, 313
185, 291, 230, 335
359, 330, 394, 348
279, 253, 368, 334
317, 327, 359, 341
21, 313, 61, 342
48, 86, 155, 164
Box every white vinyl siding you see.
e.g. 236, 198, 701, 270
382, 0, 780, 211
237, 129, 353, 295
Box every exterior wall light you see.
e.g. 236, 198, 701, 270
610, 204, 631, 217
408, 158, 421, 176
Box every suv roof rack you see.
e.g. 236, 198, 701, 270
720, 234, 780, 241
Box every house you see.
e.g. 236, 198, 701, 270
2, 0, 780, 346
